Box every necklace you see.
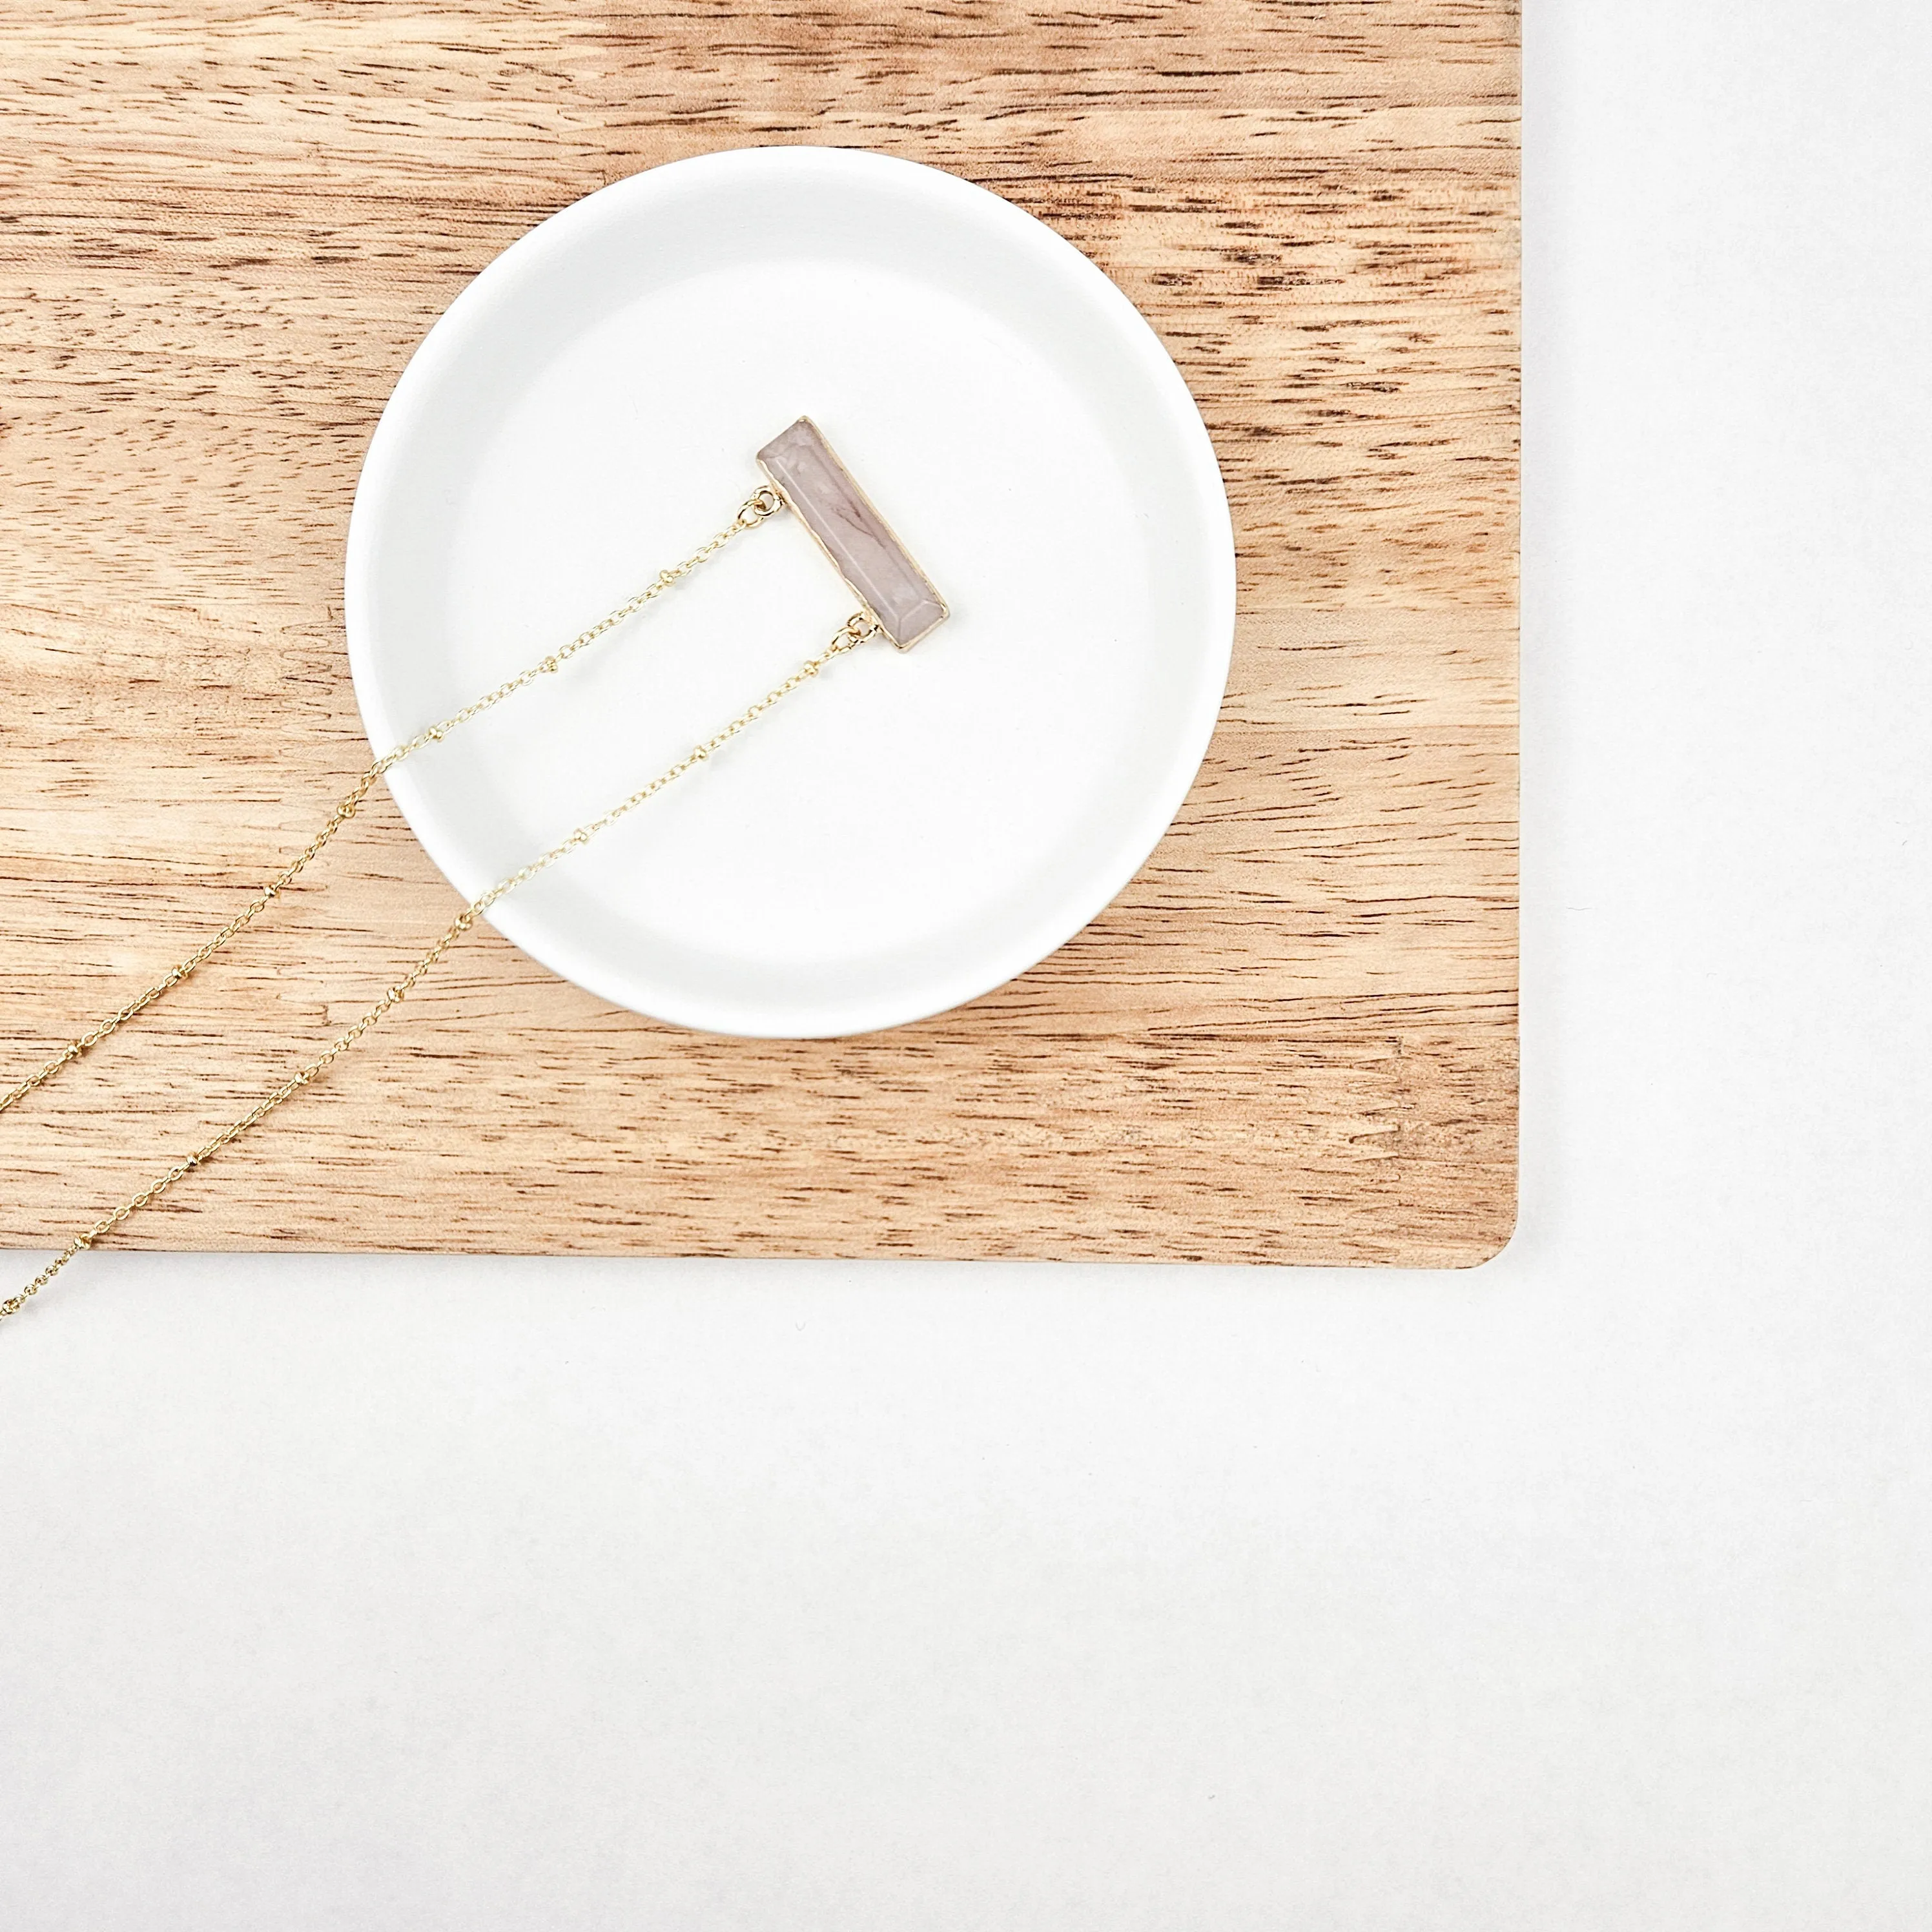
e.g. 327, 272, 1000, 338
3, 418, 948, 1322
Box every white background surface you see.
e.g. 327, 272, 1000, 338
4, 5, 1929, 1926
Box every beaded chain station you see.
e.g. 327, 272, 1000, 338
2, 487, 784, 1121
1, 487, 883, 1323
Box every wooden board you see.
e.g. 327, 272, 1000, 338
0, 1, 1518, 1268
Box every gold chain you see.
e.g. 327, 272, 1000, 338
1, 610, 879, 1323
0, 486, 786, 1120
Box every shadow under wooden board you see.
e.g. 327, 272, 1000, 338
0, 2, 1518, 1269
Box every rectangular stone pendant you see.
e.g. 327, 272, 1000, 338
757, 417, 949, 650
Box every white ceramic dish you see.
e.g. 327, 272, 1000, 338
345, 147, 1234, 1038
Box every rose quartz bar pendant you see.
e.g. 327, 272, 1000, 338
757, 418, 949, 650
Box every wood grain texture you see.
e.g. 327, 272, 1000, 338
0, 0, 1518, 1267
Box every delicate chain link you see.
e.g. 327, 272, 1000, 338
0, 487, 787, 1121
1, 611, 879, 1325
